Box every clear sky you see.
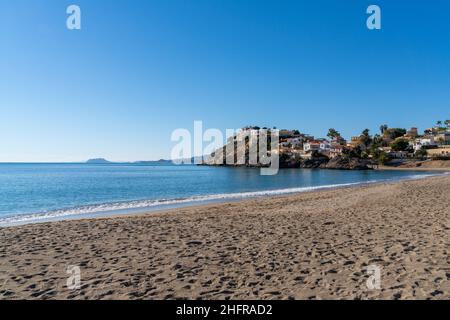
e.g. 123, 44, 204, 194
1, 0, 449, 162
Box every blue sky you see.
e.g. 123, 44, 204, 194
0, 0, 449, 162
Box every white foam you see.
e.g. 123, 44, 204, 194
0, 172, 445, 227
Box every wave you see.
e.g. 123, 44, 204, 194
0, 172, 445, 226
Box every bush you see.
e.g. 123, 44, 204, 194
414, 149, 428, 159
390, 138, 410, 151
378, 153, 391, 165
384, 128, 407, 140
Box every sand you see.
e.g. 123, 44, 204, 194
379, 159, 450, 171
0, 175, 449, 300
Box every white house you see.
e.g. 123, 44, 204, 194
329, 144, 345, 158
304, 140, 332, 154
388, 150, 410, 159
319, 141, 331, 151
288, 137, 304, 148
411, 137, 437, 151
303, 141, 321, 152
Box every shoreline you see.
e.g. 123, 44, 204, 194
0, 174, 449, 299
1, 170, 447, 228
377, 166, 450, 171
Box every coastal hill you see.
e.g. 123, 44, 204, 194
203, 127, 372, 170
86, 158, 112, 164
204, 123, 449, 170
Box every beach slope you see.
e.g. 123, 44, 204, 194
0, 175, 449, 300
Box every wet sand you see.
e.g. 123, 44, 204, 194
0, 175, 449, 300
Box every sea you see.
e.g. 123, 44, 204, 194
0, 163, 444, 226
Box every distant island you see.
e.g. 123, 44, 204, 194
85, 158, 174, 165
134, 159, 173, 165
86, 158, 112, 164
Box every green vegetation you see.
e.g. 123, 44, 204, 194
377, 151, 391, 165
359, 129, 372, 149
225, 119, 448, 167
327, 128, 341, 140
379, 124, 388, 135
414, 149, 428, 159
383, 128, 406, 140
390, 138, 410, 151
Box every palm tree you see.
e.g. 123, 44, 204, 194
379, 124, 388, 135
360, 129, 372, 149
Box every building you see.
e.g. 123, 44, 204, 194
287, 137, 304, 148
426, 146, 450, 157
280, 137, 305, 149
331, 136, 347, 145
319, 141, 331, 151
303, 141, 320, 152
404, 127, 418, 139
329, 144, 345, 158
411, 137, 437, 151
434, 132, 450, 146
234, 128, 257, 142
349, 136, 360, 148
387, 151, 410, 159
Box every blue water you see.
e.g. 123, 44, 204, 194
0, 163, 441, 226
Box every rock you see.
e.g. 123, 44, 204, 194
299, 158, 328, 168
319, 156, 371, 170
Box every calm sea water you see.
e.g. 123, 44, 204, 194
0, 163, 441, 226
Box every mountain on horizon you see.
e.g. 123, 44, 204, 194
86, 158, 112, 164
86, 156, 206, 165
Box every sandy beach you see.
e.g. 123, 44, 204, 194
0, 174, 449, 300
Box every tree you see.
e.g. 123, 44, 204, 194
369, 134, 383, 156
377, 151, 390, 165
437, 120, 442, 126
360, 129, 372, 148
327, 128, 341, 140
390, 138, 410, 151
384, 128, 406, 140
349, 145, 363, 158
414, 148, 428, 159
379, 124, 388, 135
372, 134, 382, 145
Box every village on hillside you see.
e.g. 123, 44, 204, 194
205, 120, 450, 169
